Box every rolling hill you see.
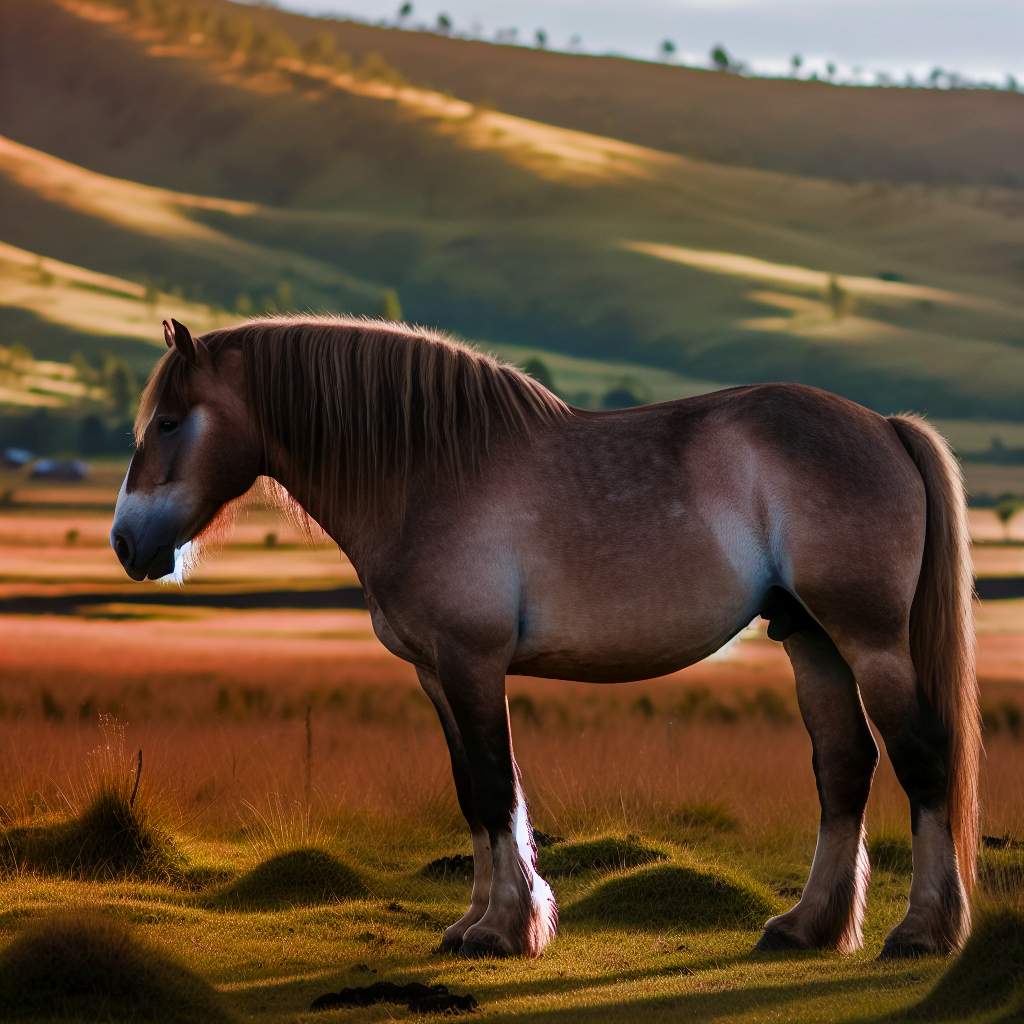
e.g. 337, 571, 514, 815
1, 0, 1023, 431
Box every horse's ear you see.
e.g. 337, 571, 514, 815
163, 319, 196, 365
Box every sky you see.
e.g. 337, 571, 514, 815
252, 0, 1024, 83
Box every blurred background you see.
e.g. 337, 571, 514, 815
0, 0, 1021, 842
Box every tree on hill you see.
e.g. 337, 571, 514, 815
601, 383, 644, 410
380, 288, 402, 322
102, 354, 138, 419
825, 274, 852, 319
660, 39, 676, 62
535, 29, 547, 49
216, 13, 254, 56
436, 13, 452, 35
791, 53, 802, 76
521, 357, 555, 393
994, 496, 1022, 540
710, 45, 732, 72
302, 31, 336, 67
396, 2, 413, 24
358, 50, 404, 85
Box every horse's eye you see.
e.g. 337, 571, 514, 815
157, 418, 179, 435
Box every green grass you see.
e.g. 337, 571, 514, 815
563, 860, 779, 932
0, 789, 186, 883
206, 847, 367, 910
538, 834, 668, 877
909, 907, 1024, 1021
869, 834, 914, 876
0, 822, 982, 1024
0, 913, 234, 1023
0, 790, 1015, 1023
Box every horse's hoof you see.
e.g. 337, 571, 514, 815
754, 927, 808, 953
878, 937, 937, 960
437, 928, 465, 955
460, 927, 516, 959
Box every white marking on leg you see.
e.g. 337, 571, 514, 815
905, 808, 969, 950
767, 820, 868, 951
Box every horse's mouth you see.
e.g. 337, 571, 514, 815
143, 544, 176, 581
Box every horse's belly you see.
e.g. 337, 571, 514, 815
508, 591, 754, 683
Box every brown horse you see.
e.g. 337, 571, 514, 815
111, 316, 979, 959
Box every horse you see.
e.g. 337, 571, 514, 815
110, 315, 979, 960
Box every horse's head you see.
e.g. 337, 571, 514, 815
110, 319, 262, 581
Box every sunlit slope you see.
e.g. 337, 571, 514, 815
2, 0, 1024, 419
206, 0, 1024, 187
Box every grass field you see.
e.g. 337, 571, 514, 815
0, 468, 1022, 1021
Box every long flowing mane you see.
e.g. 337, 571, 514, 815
136, 316, 569, 525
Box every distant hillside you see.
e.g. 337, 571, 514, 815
220, 0, 1024, 188
2, 0, 1023, 425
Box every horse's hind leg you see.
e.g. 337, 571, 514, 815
758, 623, 878, 953
432, 653, 556, 958
841, 645, 969, 957
416, 667, 492, 953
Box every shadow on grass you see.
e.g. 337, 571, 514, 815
0, 912, 234, 1023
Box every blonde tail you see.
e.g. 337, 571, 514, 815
888, 414, 980, 895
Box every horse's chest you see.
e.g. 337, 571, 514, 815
367, 599, 427, 664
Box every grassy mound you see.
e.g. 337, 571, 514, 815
909, 908, 1024, 1021
539, 835, 668, 878
869, 834, 913, 875
0, 790, 185, 883
0, 913, 232, 1022
208, 847, 367, 910
563, 862, 778, 931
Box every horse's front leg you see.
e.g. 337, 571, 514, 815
433, 652, 557, 958
416, 667, 492, 952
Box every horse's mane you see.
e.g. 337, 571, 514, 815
136, 315, 569, 525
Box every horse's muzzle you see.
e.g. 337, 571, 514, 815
110, 525, 176, 581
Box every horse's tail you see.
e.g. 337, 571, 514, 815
888, 413, 980, 894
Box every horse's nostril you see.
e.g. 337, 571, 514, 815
113, 533, 132, 566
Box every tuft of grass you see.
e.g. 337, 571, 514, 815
539, 834, 668, 878
207, 847, 368, 910
908, 907, 1024, 1020
870, 833, 914, 875
980, 847, 1024, 899
0, 913, 233, 1022
0, 788, 186, 883
563, 861, 778, 931
670, 802, 739, 835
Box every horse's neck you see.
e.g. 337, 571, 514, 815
265, 451, 393, 573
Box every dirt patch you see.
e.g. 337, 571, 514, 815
310, 980, 477, 1014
